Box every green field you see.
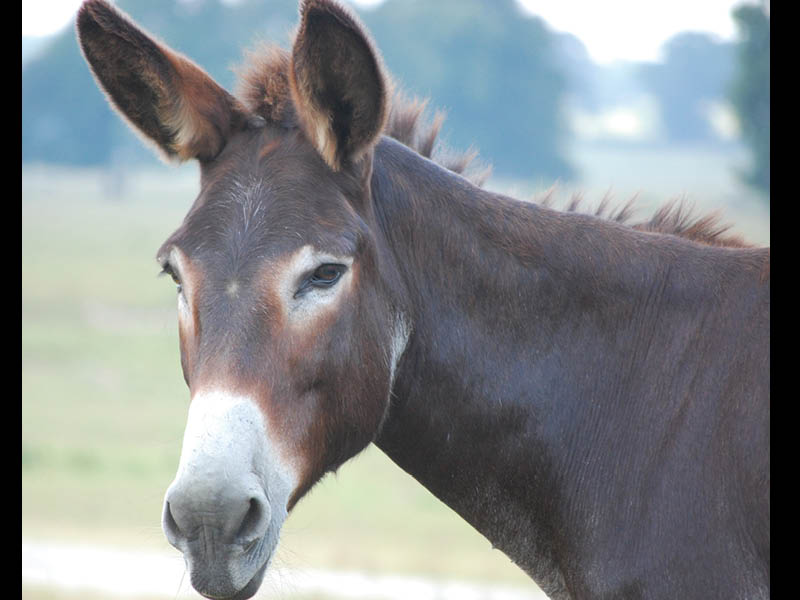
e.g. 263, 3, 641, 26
22, 147, 768, 597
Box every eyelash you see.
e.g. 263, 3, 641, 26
159, 264, 182, 293
294, 264, 347, 298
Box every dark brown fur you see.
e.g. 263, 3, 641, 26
77, 2, 769, 599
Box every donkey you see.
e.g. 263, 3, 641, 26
76, 1, 769, 599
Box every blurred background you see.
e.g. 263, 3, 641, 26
22, 0, 769, 598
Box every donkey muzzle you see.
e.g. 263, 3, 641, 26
162, 391, 296, 599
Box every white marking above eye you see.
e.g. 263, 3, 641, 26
166, 247, 194, 328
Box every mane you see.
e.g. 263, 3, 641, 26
235, 44, 750, 249
536, 189, 751, 248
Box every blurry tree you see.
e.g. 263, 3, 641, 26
551, 32, 595, 107
729, 3, 770, 194
638, 32, 736, 143
553, 35, 649, 119
362, 0, 574, 180
23, 0, 574, 180
23, 27, 112, 165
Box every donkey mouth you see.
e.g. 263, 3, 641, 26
177, 515, 281, 600
174, 504, 285, 600
188, 550, 270, 600
195, 562, 268, 600
231, 564, 267, 600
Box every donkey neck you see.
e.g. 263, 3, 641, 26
368, 137, 765, 596
369, 137, 629, 591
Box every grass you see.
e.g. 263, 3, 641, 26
22, 587, 166, 600
22, 165, 196, 550
21, 586, 384, 600
22, 146, 768, 596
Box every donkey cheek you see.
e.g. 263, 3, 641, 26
178, 340, 191, 385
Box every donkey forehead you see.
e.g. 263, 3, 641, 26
159, 152, 366, 268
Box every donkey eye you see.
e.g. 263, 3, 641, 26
160, 264, 182, 292
295, 263, 347, 298
311, 264, 346, 286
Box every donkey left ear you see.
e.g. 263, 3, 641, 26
77, 0, 249, 163
289, 0, 389, 171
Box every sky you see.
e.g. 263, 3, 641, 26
21, 0, 763, 64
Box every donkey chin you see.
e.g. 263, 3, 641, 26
175, 544, 272, 600
161, 392, 296, 600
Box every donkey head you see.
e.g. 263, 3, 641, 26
77, 1, 410, 597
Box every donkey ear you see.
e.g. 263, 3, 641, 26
289, 0, 389, 170
76, 0, 249, 162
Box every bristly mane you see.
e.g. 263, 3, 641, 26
235, 44, 749, 249
536, 189, 751, 248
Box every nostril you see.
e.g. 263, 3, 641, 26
164, 482, 270, 548
236, 496, 269, 545
162, 500, 184, 545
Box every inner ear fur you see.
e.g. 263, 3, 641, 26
289, 0, 389, 171
76, 0, 249, 162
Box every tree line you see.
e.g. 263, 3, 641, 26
22, 0, 768, 193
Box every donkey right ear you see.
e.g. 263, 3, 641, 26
76, 0, 249, 162
289, 0, 389, 171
